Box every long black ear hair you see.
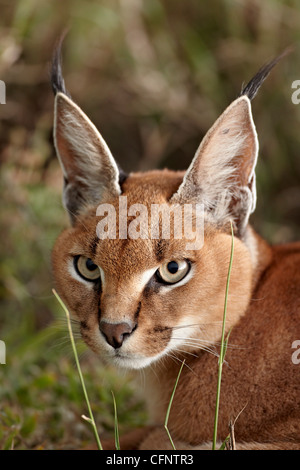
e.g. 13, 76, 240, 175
239, 47, 292, 100
169, 47, 293, 237
50, 33, 128, 189
50, 32, 71, 98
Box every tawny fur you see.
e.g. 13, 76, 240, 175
51, 55, 300, 450
52, 171, 300, 449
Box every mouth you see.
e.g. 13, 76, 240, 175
105, 349, 164, 370
90, 327, 174, 370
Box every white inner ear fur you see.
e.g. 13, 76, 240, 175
54, 92, 121, 198
171, 96, 259, 230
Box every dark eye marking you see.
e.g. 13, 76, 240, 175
134, 302, 141, 321
80, 320, 90, 330
154, 239, 167, 262
89, 237, 99, 257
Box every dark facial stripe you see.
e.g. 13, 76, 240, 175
90, 236, 99, 258
80, 320, 90, 330
155, 239, 167, 262
134, 301, 141, 321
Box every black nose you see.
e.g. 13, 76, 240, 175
99, 320, 137, 349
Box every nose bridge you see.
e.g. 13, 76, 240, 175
100, 280, 139, 324
99, 280, 140, 349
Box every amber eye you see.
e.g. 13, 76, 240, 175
74, 256, 101, 281
157, 260, 190, 285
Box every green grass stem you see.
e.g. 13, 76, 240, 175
212, 222, 234, 450
52, 289, 103, 450
111, 390, 120, 450
164, 360, 185, 450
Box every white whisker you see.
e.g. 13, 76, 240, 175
166, 352, 195, 375
172, 339, 220, 359
172, 348, 199, 358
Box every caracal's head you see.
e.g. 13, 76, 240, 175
51, 46, 280, 369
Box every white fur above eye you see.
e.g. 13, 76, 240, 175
138, 267, 159, 290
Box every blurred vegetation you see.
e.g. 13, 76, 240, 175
0, 0, 300, 449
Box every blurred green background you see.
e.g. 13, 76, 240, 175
0, 0, 300, 449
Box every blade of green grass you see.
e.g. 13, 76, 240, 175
218, 434, 230, 450
52, 289, 103, 450
212, 222, 234, 450
164, 359, 185, 450
111, 390, 120, 450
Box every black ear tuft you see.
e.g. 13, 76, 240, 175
50, 33, 71, 97
117, 163, 128, 187
239, 47, 293, 100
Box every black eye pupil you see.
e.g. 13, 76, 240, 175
86, 258, 97, 271
167, 261, 179, 274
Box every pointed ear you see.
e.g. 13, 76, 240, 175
54, 92, 121, 223
170, 96, 258, 236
